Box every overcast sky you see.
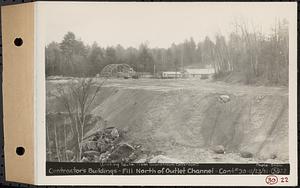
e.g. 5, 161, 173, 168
40, 2, 295, 48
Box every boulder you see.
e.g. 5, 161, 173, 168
212, 145, 225, 154
81, 141, 98, 152
104, 137, 113, 144
104, 127, 119, 139
90, 135, 100, 141
96, 141, 106, 153
99, 151, 111, 162
218, 95, 230, 103
134, 154, 149, 163
81, 156, 90, 162
111, 128, 119, 139
109, 143, 135, 162
84, 128, 104, 141
240, 151, 253, 158
128, 153, 138, 162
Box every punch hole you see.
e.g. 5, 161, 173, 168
14, 38, 23, 47
16, 147, 25, 156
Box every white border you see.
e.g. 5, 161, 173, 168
35, 2, 298, 186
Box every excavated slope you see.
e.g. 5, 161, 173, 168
47, 79, 289, 163
90, 87, 288, 163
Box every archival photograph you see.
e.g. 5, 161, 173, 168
45, 3, 289, 164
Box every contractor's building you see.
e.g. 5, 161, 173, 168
161, 71, 183, 78
184, 68, 215, 78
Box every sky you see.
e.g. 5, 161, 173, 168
39, 2, 295, 48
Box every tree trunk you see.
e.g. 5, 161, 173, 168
54, 123, 61, 162
46, 124, 52, 161
63, 120, 68, 162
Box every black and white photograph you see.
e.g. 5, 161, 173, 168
45, 2, 290, 165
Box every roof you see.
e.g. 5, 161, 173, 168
185, 68, 215, 75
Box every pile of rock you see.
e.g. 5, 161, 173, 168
80, 127, 137, 163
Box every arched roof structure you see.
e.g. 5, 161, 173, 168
100, 64, 135, 77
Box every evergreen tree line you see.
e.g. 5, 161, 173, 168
46, 19, 288, 85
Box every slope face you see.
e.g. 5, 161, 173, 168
90, 81, 288, 163
47, 79, 288, 163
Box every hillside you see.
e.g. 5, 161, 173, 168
46, 78, 288, 163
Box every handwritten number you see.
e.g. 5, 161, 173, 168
281, 177, 288, 183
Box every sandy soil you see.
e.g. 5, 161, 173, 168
47, 78, 289, 163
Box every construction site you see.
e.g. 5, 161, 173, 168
46, 78, 288, 163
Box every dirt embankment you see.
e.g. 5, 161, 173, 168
47, 79, 289, 163
90, 87, 288, 163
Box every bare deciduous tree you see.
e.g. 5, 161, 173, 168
55, 78, 105, 161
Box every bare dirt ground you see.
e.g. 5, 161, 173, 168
99, 78, 287, 96
47, 78, 288, 163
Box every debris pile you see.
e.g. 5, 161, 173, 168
80, 127, 138, 162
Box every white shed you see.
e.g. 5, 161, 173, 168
184, 68, 215, 78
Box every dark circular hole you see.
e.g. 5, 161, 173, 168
16, 147, 25, 156
14, 38, 23, 47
